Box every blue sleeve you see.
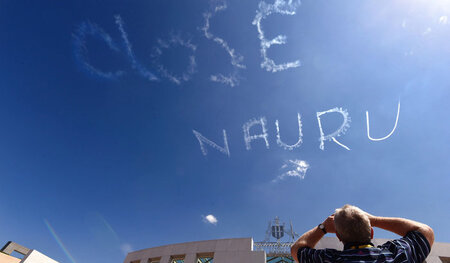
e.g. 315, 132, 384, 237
381, 231, 431, 263
297, 247, 337, 263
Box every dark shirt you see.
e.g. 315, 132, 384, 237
297, 231, 431, 263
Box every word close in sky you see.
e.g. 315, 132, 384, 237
72, 0, 301, 86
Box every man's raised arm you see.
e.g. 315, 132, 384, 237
367, 213, 434, 247
290, 215, 335, 262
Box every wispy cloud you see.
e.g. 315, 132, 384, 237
274, 159, 309, 182
120, 243, 133, 255
422, 27, 432, 35
152, 34, 197, 85
72, 21, 125, 80
114, 15, 158, 81
210, 72, 240, 87
202, 214, 218, 225
252, 0, 301, 72
202, 1, 245, 87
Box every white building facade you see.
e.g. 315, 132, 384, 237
123, 237, 450, 263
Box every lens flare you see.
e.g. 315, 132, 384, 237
44, 219, 77, 263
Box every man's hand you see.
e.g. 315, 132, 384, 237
291, 213, 338, 262
360, 209, 376, 224
322, 214, 336, 234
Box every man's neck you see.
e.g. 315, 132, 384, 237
343, 241, 374, 250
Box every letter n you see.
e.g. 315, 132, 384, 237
193, 129, 230, 157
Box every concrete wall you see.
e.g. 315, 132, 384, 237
124, 238, 265, 263
0, 253, 20, 263
20, 250, 59, 263
125, 237, 450, 263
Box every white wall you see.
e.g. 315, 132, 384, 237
20, 250, 59, 263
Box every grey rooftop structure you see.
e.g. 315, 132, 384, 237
0, 241, 59, 263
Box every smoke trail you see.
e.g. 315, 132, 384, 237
332, 137, 351, 151
316, 107, 351, 151
72, 21, 124, 80
151, 34, 197, 85
243, 117, 270, 150
202, 1, 246, 86
366, 101, 401, 141
114, 15, 158, 81
44, 219, 77, 263
193, 129, 230, 157
274, 159, 309, 182
275, 113, 303, 150
209, 71, 241, 87
252, 0, 301, 72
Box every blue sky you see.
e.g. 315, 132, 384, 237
1, 0, 450, 262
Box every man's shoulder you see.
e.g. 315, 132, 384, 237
377, 230, 430, 250
298, 246, 386, 263
376, 231, 431, 262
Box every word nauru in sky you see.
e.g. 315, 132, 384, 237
193, 102, 401, 157
72, 0, 301, 86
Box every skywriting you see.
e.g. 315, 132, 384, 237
0, 1, 449, 263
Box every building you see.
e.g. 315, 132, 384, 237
124, 217, 450, 263
0, 241, 59, 263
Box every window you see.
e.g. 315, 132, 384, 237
197, 256, 213, 263
440, 257, 450, 263
266, 256, 294, 263
170, 255, 185, 263
148, 258, 161, 263
197, 252, 214, 263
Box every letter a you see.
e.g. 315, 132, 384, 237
243, 117, 270, 150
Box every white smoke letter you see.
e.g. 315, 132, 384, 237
202, 1, 246, 86
275, 113, 303, 150
193, 130, 230, 157
252, 0, 301, 72
316, 108, 351, 151
114, 15, 158, 81
72, 21, 124, 80
366, 101, 401, 141
243, 117, 270, 150
151, 34, 197, 85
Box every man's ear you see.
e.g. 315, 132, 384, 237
370, 227, 374, 239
